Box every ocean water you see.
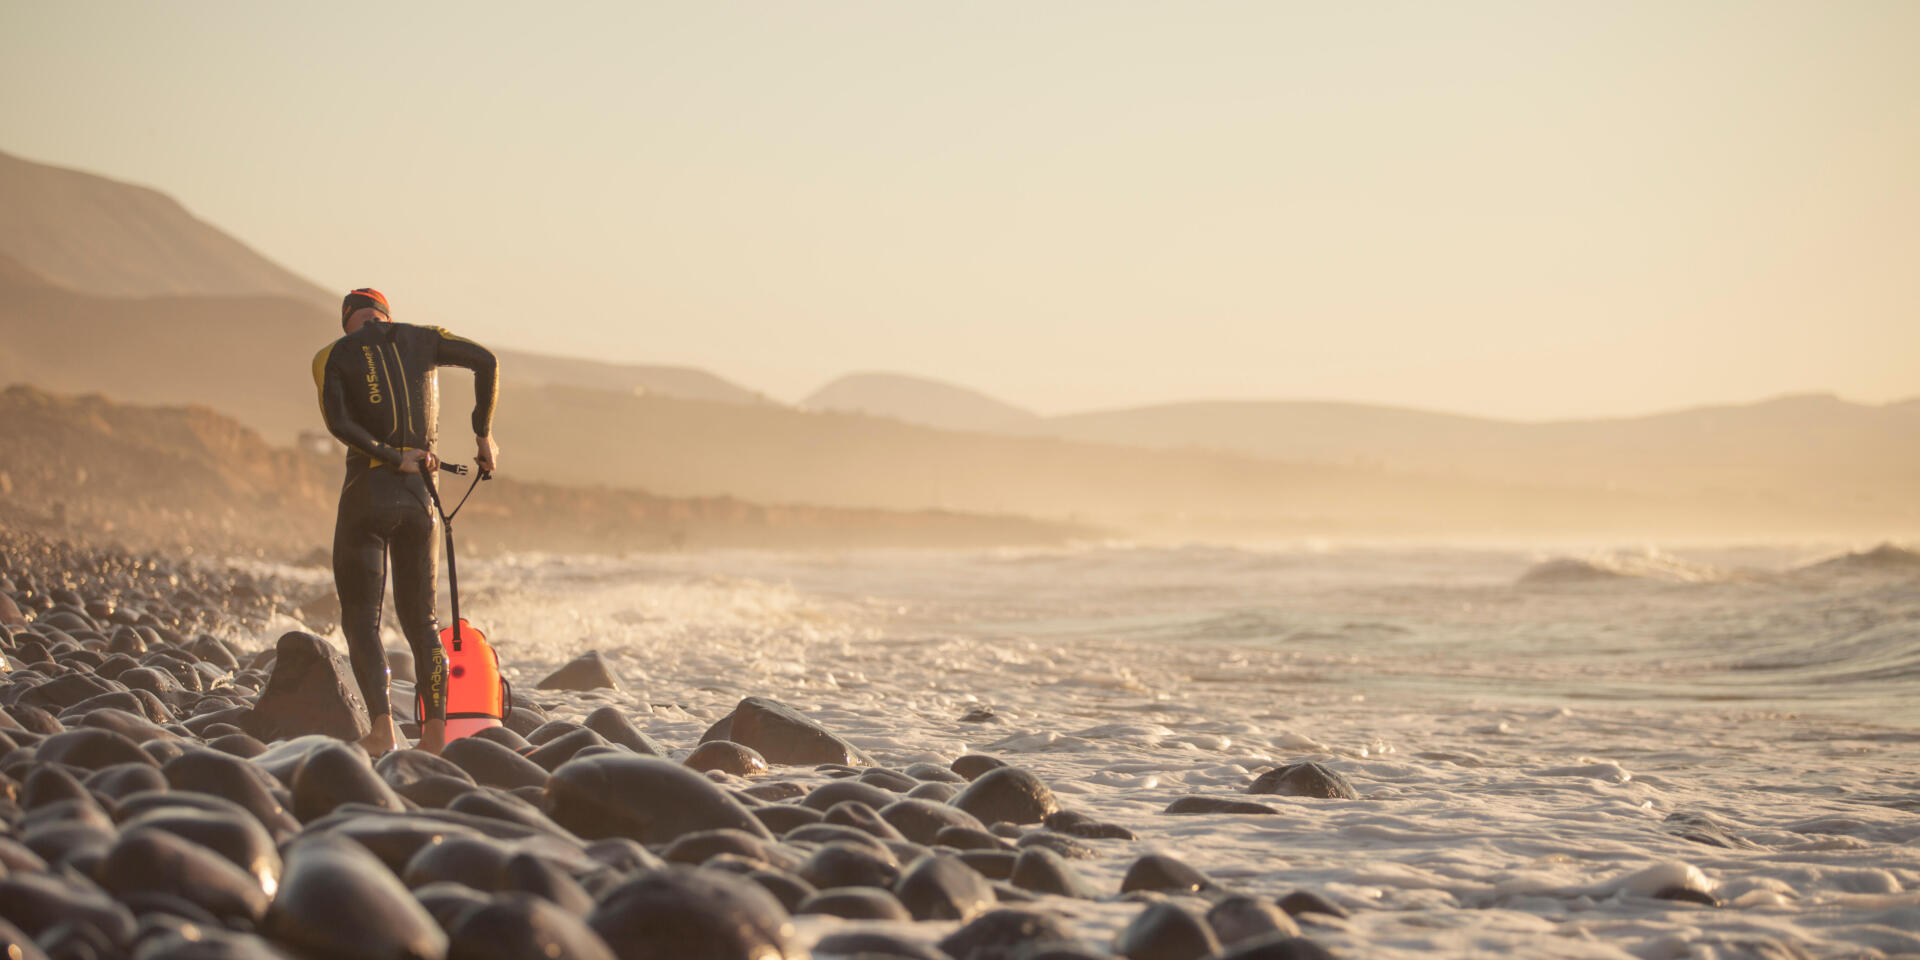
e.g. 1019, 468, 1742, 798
336, 541, 1920, 958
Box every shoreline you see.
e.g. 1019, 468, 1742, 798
5, 529, 1918, 959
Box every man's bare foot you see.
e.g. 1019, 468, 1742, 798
415, 718, 447, 756
360, 714, 401, 756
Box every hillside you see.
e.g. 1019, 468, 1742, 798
0, 386, 1087, 557
802, 371, 1040, 433
0, 257, 766, 443
0, 150, 764, 414
0, 149, 329, 303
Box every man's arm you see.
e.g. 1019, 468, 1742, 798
430, 327, 500, 471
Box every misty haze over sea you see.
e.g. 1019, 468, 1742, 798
3, 4, 1917, 955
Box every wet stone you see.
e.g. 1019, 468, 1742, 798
1011, 846, 1101, 899
1663, 810, 1763, 850
952, 767, 1058, 826
35, 728, 154, 770
545, 754, 771, 845
803, 778, 898, 811
83, 762, 169, 800
1207, 896, 1301, 946
905, 762, 966, 783
1654, 885, 1720, 907
98, 826, 269, 925
528, 721, 588, 746
446, 893, 619, 960
503, 700, 552, 737
243, 631, 371, 742
135, 926, 295, 960
375, 748, 475, 791
441, 736, 552, 791
881, 797, 987, 844
938, 908, 1085, 960
958, 850, 1018, 881
1276, 890, 1348, 920
1121, 854, 1214, 895
906, 781, 960, 803
208, 732, 269, 758
746, 868, 818, 914
822, 800, 906, 841
753, 804, 825, 835
935, 826, 1015, 851
1116, 900, 1221, 960
1247, 762, 1358, 800
709, 696, 873, 767
587, 866, 798, 960
290, 741, 404, 821
401, 834, 513, 890
584, 705, 668, 756
1045, 809, 1138, 840
1212, 933, 1337, 960
266, 834, 448, 960
686, 740, 770, 776
1163, 796, 1281, 816
22, 764, 93, 809
800, 841, 901, 890
742, 781, 807, 803
473, 725, 534, 751
663, 828, 777, 868
585, 837, 667, 875
498, 851, 596, 915
526, 727, 611, 771
0, 871, 136, 947
950, 754, 1008, 780
1016, 831, 1097, 860
537, 650, 621, 691
857, 767, 920, 792
812, 931, 951, 960
893, 852, 997, 922
797, 886, 913, 922
118, 802, 282, 896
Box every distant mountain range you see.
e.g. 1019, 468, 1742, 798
3, 146, 1913, 540
802, 372, 1040, 433
0, 149, 765, 414
799, 369, 1918, 512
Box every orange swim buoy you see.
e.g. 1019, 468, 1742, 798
424, 618, 510, 741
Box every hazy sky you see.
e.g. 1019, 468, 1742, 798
2, 1, 1915, 419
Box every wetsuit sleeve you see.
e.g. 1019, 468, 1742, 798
429, 327, 499, 437
317, 346, 404, 465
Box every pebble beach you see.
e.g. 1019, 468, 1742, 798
3, 532, 1918, 959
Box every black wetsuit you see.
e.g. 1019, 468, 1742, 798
311, 320, 498, 723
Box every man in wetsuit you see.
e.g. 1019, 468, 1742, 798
312, 287, 499, 755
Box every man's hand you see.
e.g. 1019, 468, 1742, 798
398, 449, 439, 475
475, 435, 499, 474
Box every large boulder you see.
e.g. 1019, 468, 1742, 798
244, 632, 371, 742
588, 867, 798, 960
545, 754, 772, 845
702, 697, 872, 767
96, 827, 270, 925
265, 835, 448, 960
